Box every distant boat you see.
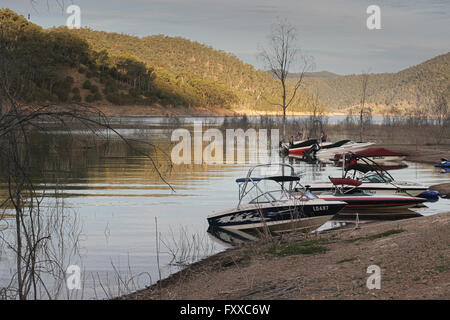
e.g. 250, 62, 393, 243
435, 158, 450, 168
314, 140, 375, 163
282, 139, 331, 157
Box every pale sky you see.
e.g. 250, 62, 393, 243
2, 0, 450, 74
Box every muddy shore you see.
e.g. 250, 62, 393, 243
121, 212, 449, 300
377, 144, 450, 165
430, 183, 450, 198
376, 144, 450, 196
95, 104, 238, 117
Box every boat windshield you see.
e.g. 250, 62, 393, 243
360, 173, 393, 183
303, 190, 318, 199
249, 190, 291, 204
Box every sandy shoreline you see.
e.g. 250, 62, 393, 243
377, 144, 450, 166
95, 104, 238, 117
92, 103, 366, 118
120, 212, 450, 300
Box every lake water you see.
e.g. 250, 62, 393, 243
0, 116, 448, 299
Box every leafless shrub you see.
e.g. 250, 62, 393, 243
159, 226, 217, 268
91, 256, 153, 300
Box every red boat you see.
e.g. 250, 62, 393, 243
313, 177, 427, 216
286, 139, 331, 157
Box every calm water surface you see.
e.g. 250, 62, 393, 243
0, 117, 448, 299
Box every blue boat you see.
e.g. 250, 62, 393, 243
434, 158, 450, 168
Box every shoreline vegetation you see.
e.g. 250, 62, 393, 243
120, 211, 450, 300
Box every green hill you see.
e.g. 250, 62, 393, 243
3, 9, 446, 115
0, 9, 315, 112
300, 53, 450, 112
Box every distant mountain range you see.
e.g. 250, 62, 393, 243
299, 53, 450, 112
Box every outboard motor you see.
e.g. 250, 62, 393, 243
303, 142, 320, 160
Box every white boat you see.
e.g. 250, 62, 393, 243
314, 140, 375, 163
282, 139, 332, 157
207, 163, 347, 234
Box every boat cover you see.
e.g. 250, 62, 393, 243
329, 177, 363, 186
335, 147, 408, 159
355, 147, 408, 157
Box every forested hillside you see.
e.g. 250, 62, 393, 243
0, 9, 317, 112
300, 53, 450, 112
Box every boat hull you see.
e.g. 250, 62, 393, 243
335, 210, 422, 219
288, 146, 312, 157
316, 142, 375, 162
306, 183, 428, 197
207, 201, 346, 232
317, 195, 427, 210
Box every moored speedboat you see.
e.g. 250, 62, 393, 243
307, 153, 429, 197
307, 172, 428, 197
283, 139, 332, 157
207, 164, 347, 233
314, 140, 375, 163
313, 177, 427, 213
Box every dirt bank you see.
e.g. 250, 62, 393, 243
430, 183, 450, 198
121, 212, 450, 300
95, 104, 238, 117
